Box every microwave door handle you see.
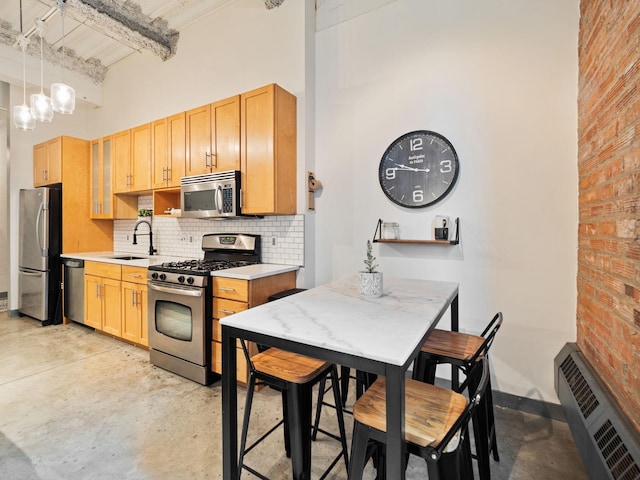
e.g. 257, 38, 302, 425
148, 283, 203, 297
215, 185, 223, 214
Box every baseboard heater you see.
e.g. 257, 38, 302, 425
554, 343, 640, 480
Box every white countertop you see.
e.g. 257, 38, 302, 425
220, 275, 459, 366
60, 251, 179, 267
61, 252, 298, 279
211, 264, 298, 280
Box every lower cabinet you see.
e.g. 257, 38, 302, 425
84, 261, 148, 347
211, 271, 296, 385
121, 266, 149, 347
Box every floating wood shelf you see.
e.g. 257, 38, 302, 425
372, 218, 460, 245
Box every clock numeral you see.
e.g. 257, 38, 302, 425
410, 138, 423, 151
413, 189, 424, 203
385, 168, 396, 180
440, 159, 452, 173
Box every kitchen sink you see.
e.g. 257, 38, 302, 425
109, 255, 147, 261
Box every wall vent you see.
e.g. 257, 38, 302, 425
554, 343, 640, 480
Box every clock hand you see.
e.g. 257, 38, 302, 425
395, 164, 431, 173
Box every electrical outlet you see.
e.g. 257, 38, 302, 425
272, 237, 277, 246
179, 234, 188, 243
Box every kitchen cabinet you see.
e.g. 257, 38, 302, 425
33, 136, 112, 255
211, 271, 296, 384
90, 137, 113, 219
240, 84, 297, 215
121, 265, 148, 347
33, 137, 62, 186
152, 112, 185, 189
186, 95, 240, 176
84, 261, 122, 335
84, 262, 148, 347
114, 126, 151, 193
91, 136, 137, 220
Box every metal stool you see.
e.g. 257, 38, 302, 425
413, 312, 503, 480
349, 358, 490, 480
238, 342, 349, 479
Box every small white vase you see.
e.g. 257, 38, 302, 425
359, 271, 383, 298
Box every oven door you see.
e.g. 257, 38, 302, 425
148, 281, 206, 367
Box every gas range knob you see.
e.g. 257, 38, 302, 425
159, 273, 167, 281
151, 272, 159, 280
177, 275, 185, 283
187, 277, 195, 285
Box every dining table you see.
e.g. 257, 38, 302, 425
221, 274, 459, 480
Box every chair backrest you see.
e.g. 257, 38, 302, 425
468, 312, 503, 366
430, 357, 490, 461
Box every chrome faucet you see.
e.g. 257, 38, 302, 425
132, 220, 157, 255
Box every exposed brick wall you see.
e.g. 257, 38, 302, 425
578, 0, 640, 432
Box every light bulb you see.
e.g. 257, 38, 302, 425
51, 83, 75, 114
31, 92, 54, 122
14, 104, 36, 131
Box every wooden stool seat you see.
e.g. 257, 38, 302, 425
421, 329, 486, 362
353, 377, 468, 448
251, 347, 331, 383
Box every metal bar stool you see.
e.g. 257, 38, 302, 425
413, 312, 503, 480
349, 358, 490, 480
238, 341, 349, 479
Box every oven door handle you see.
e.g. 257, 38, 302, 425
148, 283, 203, 297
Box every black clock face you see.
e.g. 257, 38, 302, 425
378, 130, 459, 208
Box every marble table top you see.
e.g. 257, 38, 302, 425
220, 275, 459, 366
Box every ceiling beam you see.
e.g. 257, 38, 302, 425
68, 0, 179, 61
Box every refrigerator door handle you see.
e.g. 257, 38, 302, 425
19, 268, 43, 277
36, 201, 49, 257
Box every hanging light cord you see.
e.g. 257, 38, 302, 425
36, 19, 46, 93
57, 0, 66, 83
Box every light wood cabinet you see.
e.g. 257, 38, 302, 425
84, 262, 148, 347
32, 136, 112, 255
241, 84, 296, 215
152, 113, 185, 189
33, 137, 62, 186
186, 95, 240, 177
90, 137, 113, 219
91, 136, 137, 220
113, 126, 152, 193
211, 271, 296, 383
121, 265, 148, 347
84, 261, 122, 334
114, 127, 151, 193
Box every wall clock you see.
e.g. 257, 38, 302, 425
378, 130, 459, 208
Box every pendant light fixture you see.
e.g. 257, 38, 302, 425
30, 18, 54, 122
50, 0, 75, 114
13, 0, 35, 131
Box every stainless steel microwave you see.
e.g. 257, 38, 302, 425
181, 170, 241, 218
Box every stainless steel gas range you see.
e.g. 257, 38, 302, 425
147, 233, 260, 385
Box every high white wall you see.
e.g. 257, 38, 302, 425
314, 0, 579, 402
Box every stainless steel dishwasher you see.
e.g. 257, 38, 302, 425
62, 258, 84, 324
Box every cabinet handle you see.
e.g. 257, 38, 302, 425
205, 152, 211, 168
219, 309, 237, 315
161, 167, 166, 182
211, 152, 217, 168
219, 287, 236, 292
166, 167, 171, 181
95, 284, 100, 298
128, 273, 142, 278
131, 291, 136, 307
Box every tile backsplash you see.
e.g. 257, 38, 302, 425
113, 196, 304, 266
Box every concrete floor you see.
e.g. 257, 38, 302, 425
0, 313, 589, 479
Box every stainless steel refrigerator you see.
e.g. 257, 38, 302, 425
18, 186, 62, 325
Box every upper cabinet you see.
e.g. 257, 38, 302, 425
91, 136, 137, 220
241, 84, 297, 215
152, 112, 185, 189
33, 136, 113, 253
91, 137, 113, 219
33, 137, 62, 186
114, 126, 152, 194
186, 95, 240, 177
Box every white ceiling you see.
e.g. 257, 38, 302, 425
0, 0, 282, 87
